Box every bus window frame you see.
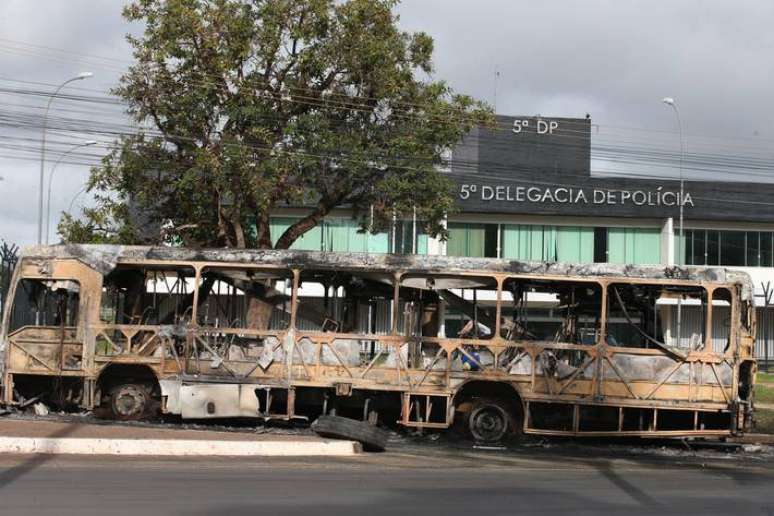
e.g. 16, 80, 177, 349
500, 275, 605, 347
6, 272, 84, 340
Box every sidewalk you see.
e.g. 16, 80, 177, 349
729, 433, 774, 445
0, 418, 361, 456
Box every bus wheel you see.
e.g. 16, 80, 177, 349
467, 398, 518, 443
110, 383, 149, 421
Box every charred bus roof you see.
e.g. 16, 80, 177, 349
19, 244, 754, 295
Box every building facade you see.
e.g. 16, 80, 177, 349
271, 115, 774, 366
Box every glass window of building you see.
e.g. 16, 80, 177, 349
593, 227, 607, 263
688, 229, 707, 266
719, 231, 746, 266
451, 223, 662, 265
268, 217, 389, 253
707, 231, 720, 266
556, 226, 595, 262
447, 223, 497, 258
747, 232, 760, 267
680, 229, 774, 267
763, 232, 774, 267
325, 219, 390, 253
605, 227, 661, 265
501, 225, 594, 263
269, 217, 324, 251
501, 225, 557, 261
392, 220, 428, 255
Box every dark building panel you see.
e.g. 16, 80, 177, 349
451, 115, 774, 223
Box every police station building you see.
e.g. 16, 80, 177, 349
270, 115, 774, 366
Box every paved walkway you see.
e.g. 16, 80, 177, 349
0, 418, 360, 456
0, 418, 312, 441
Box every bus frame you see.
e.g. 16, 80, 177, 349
0, 245, 757, 441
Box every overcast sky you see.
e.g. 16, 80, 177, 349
1, 0, 773, 246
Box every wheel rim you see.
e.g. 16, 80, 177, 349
470, 405, 509, 442
113, 385, 147, 418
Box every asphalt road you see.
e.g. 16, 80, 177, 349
0, 440, 772, 516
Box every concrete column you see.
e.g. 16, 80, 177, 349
427, 216, 447, 256
662, 217, 675, 265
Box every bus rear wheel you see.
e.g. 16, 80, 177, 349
110, 383, 150, 421
467, 398, 519, 443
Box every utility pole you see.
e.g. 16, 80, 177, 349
763, 282, 773, 371
493, 65, 500, 112
663, 97, 685, 348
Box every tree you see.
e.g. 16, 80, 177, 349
60, 0, 492, 249
0, 240, 19, 312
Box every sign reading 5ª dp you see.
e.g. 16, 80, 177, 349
512, 118, 559, 134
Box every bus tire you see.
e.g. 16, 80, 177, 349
109, 383, 151, 421
312, 415, 389, 452
467, 397, 520, 444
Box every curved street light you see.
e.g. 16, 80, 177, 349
67, 185, 88, 216
45, 140, 97, 244
38, 72, 93, 245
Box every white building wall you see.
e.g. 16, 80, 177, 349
661, 217, 674, 265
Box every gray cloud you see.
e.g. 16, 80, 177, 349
397, 1, 774, 137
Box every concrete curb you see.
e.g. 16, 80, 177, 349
0, 437, 362, 456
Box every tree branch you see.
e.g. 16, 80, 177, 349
274, 192, 344, 250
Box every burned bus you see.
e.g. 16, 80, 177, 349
0, 245, 757, 441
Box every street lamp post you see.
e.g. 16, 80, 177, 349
663, 97, 686, 349
38, 72, 93, 245
45, 140, 97, 244
662, 97, 685, 259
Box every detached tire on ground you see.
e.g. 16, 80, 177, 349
312, 415, 389, 452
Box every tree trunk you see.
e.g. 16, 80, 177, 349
275, 198, 338, 250
255, 210, 273, 249
246, 296, 274, 330
233, 217, 246, 249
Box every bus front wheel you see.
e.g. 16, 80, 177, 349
110, 383, 150, 421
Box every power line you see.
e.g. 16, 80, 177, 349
3, 99, 774, 179
3, 100, 774, 193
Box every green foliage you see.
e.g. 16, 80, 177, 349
60, 0, 493, 249
758, 372, 774, 384
756, 383, 774, 405
754, 408, 774, 434
0, 240, 19, 306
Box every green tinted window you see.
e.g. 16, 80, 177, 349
269, 217, 322, 251
447, 223, 487, 257
268, 217, 388, 253
607, 227, 661, 265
